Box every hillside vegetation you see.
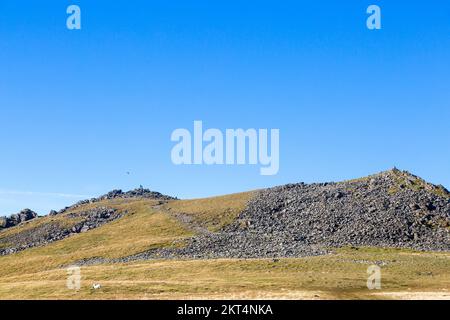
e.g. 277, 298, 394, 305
0, 169, 448, 299
0, 192, 252, 276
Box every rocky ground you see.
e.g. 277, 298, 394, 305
0, 207, 124, 255
117, 169, 450, 261
2, 169, 450, 262
50, 187, 176, 216
0, 209, 38, 230
0, 187, 176, 256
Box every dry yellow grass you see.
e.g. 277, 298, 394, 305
163, 191, 254, 231
0, 199, 192, 277
0, 192, 448, 300
0, 192, 252, 277
0, 248, 448, 300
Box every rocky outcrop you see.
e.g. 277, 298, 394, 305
51, 187, 176, 216
0, 186, 175, 255
97, 187, 176, 201
0, 209, 38, 230
0, 207, 125, 256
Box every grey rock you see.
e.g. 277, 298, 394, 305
50, 187, 177, 216
116, 169, 450, 262
48, 210, 58, 216
0, 207, 126, 256
0, 209, 38, 230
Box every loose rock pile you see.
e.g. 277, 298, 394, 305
127, 169, 450, 260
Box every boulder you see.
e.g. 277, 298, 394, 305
0, 209, 38, 229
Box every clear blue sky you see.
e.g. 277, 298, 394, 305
1, 0, 449, 215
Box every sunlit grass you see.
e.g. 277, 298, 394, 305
0, 192, 448, 300
0, 248, 448, 299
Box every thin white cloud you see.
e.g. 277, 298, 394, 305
0, 190, 91, 199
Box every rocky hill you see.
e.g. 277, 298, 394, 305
0, 169, 449, 261
0, 187, 175, 255
125, 169, 450, 260
50, 187, 176, 216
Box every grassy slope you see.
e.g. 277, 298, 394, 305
0, 248, 448, 299
0, 192, 252, 276
0, 190, 449, 300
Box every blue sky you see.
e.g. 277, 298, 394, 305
0, 0, 449, 215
